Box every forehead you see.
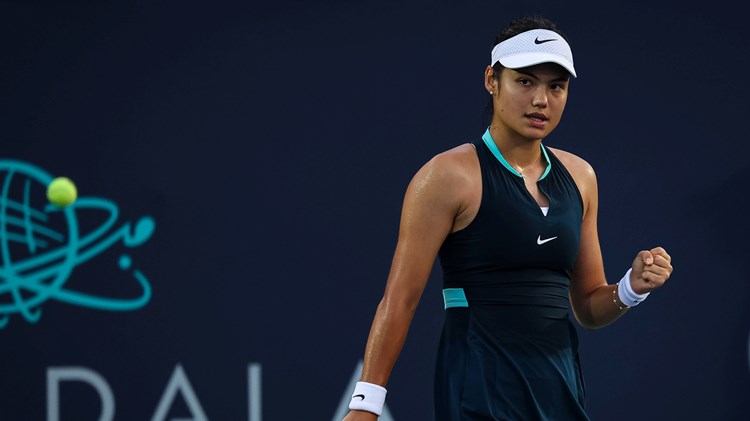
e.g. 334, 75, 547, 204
506, 63, 571, 81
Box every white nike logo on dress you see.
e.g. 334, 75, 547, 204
537, 235, 557, 245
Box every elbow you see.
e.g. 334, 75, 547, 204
381, 284, 423, 314
570, 302, 606, 330
571, 311, 598, 330
576, 318, 605, 331
570, 286, 614, 330
572, 307, 616, 330
378, 294, 419, 319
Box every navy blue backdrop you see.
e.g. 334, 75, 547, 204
1, 0, 748, 420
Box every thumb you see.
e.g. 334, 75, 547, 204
634, 250, 654, 268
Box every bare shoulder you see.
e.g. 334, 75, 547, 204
416, 143, 478, 186
547, 147, 596, 185
430, 143, 477, 168
407, 143, 479, 210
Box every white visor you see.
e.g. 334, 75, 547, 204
491, 29, 576, 78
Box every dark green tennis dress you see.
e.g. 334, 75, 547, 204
434, 129, 588, 420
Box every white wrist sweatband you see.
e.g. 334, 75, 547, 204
349, 381, 387, 416
617, 268, 650, 307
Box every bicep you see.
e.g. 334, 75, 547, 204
382, 163, 460, 306
569, 168, 606, 304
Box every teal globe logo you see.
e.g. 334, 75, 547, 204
0, 160, 154, 328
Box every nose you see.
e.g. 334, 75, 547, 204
532, 87, 548, 108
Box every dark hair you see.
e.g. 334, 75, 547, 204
483, 16, 569, 125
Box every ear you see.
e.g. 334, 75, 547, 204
484, 65, 497, 94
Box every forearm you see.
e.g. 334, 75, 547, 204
359, 296, 417, 386
573, 282, 629, 330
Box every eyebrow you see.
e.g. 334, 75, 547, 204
515, 69, 569, 83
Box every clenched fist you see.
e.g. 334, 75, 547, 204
630, 247, 673, 295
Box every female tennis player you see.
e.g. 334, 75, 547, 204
343, 15, 673, 420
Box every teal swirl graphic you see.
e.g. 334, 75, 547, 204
0, 160, 154, 328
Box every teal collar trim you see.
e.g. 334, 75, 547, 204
482, 128, 551, 181
540, 144, 551, 180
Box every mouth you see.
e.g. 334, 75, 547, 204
525, 113, 548, 128
525, 113, 548, 122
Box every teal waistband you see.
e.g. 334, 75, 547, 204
443, 288, 468, 309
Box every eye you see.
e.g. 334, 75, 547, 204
551, 83, 566, 91
519, 78, 532, 86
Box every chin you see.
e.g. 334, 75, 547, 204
520, 128, 551, 141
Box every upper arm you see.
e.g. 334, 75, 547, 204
381, 151, 469, 308
556, 153, 607, 310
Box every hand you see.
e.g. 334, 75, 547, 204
630, 247, 673, 295
343, 410, 378, 421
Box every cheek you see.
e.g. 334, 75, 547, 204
551, 97, 568, 118
495, 94, 518, 113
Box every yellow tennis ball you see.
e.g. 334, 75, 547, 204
47, 177, 78, 207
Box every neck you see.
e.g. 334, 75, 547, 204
488, 124, 543, 166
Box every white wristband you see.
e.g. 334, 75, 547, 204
618, 268, 650, 307
349, 381, 387, 416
